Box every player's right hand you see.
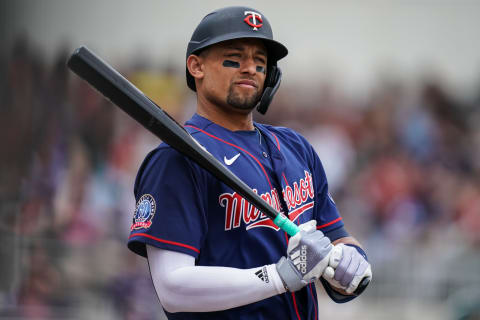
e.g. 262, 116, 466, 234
275, 220, 333, 292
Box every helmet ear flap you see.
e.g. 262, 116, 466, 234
256, 66, 282, 115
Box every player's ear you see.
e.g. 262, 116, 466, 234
187, 54, 204, 81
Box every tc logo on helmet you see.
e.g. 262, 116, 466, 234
244, 11, 263, 30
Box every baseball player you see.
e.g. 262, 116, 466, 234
128, 6, 372, 319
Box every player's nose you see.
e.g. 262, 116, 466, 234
239, 58, 257, 76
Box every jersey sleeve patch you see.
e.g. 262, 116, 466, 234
131, 194, 156, 230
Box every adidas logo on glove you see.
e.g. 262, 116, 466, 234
292, 245, 308, 274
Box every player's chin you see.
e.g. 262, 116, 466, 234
227, 92, 259, 111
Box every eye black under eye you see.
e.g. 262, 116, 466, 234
223, 60, 240, 68
256, 66, 266, 74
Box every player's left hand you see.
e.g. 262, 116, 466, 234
322, 243, 372, 295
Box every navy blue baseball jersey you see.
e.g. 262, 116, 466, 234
128, 114, 347, 320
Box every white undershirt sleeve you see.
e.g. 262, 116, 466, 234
146, 245, 286, 313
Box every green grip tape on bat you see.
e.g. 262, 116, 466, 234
273, 214, 300, 236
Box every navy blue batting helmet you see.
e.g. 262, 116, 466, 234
186, 6, 288, 114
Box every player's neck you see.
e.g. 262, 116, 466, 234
196, 98, 255, 132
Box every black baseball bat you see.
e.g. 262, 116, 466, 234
66, 46, 370, 294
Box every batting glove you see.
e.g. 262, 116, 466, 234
276, 220, 333, 292
323, 243, 372, 294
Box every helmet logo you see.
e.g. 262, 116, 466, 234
244, 11, 263, 31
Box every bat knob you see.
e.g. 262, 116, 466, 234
353, 277, 370, 296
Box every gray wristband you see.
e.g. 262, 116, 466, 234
275, 257, 307, 292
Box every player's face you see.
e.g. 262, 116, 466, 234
200, 39, 267, 112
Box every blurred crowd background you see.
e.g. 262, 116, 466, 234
2, 1, 480, 319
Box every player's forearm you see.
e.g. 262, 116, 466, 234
160, 264, 285, 312
147, 246, 286, 313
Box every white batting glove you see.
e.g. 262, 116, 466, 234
276, 220, 333, 292
323, 244, 372, 294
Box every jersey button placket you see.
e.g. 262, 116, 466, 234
262, 151, 268, 158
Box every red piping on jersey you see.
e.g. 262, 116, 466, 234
282, 173, 289, 187
185, 125, 273, 190
309, 283, 318, 320
317, 216, 343, 229
129, 233, 200, 253
291, 292, 302, 320
270, 132, 281, 151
